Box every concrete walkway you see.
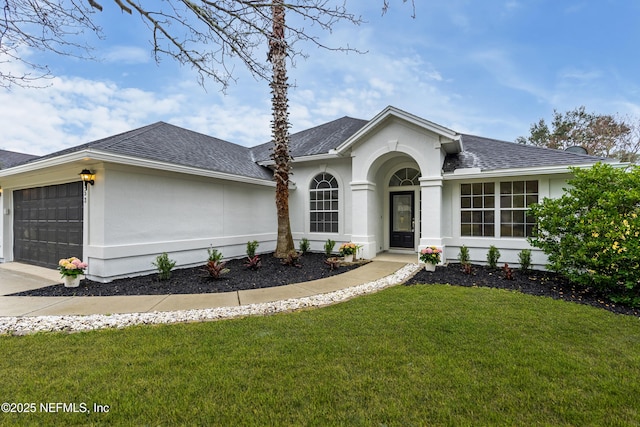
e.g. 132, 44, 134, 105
0, 253, 417, 317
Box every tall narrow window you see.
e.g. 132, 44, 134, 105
500, 181, 538, 237
310, 173, 339, 233
460, 182, 495, 236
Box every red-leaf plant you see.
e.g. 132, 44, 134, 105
245, 255, 262, 270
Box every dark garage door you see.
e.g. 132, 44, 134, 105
14, 182, 84, 268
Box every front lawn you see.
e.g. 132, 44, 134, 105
1, 284, 639, 426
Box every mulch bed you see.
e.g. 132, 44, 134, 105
11, 252, 364, 297
11, 255, 640, 317
405, 263, 640, 317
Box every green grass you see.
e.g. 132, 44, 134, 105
1, 284, 640, 426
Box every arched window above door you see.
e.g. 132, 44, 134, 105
389, 168, 420, 187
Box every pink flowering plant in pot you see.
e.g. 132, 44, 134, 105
58, 257, 88, 278
338, 242, 358, 256
419, 246, 442, 264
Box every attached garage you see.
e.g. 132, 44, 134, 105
13, 182, 83, 268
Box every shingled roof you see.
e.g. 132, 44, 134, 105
28, 122, 274, 181
251, 116, 368, 162
5, 113, 613, 179
0, 149, 38, 169
443, 134, 611, 173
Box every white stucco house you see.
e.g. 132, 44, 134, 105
0, 106, 614, 282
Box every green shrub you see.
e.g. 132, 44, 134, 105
152, 252, 176, 281
299, 238, 311, 254
458, 245, 470, 265
518, 249, 532, 273
324, 239, 336, 257
486, 245, 501, 269
458, 246, 472, 274
246, 240, 259, 258
207, 247, 224, 263
529, 163, 640, 306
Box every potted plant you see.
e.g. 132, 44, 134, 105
58, 257, 88, 287
419, 246, 442, 271
339, 242, 360, 263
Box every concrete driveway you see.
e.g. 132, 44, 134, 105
0, 263, 60, 296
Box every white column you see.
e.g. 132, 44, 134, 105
419, 176, 444, 261
350, 180, 377, 259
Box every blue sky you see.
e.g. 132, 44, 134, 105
2, 0, 639, 155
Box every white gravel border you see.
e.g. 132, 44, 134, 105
0, 263, 422, 335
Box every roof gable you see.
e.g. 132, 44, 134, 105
335, 106, 462, 155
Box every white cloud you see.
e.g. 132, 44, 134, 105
558, 68, 602, 83
470, 48, 551, 102
369, 77, 394, 96
0, 73, 185, 155
103, 46, 151, 64
173, 102, 272, 146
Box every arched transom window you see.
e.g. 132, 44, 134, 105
310, 173, 338, 233
389, 168, 421, 186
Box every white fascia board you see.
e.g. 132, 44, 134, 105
335, 105, 461, 154
257, 152, 340, 167
443, 162, 624, 181
0, 151, 88, 177
0, 149, 277, 187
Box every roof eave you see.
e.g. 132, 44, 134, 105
443, 161, 624, 180
0, 149, 276, 187
257, 151, 341, 167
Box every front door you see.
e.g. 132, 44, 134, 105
390, 191, 414, 248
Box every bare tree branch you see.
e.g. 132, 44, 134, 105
1, 0, 384, 90
383, 0, 415, 18
1, 0, 102, 88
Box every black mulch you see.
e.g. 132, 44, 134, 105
405, 263, 640, 317
11, 255, 640, 317
11, 253, 363, 297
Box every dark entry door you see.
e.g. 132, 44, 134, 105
390, 191, 414, 248
13, 182, 84, 268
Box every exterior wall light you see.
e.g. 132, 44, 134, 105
80, 169, 96, 188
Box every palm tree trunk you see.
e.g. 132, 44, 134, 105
269, 0, 295, 258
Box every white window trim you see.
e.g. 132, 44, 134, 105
307, 169, 343, 235
457, 178, 541, 240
